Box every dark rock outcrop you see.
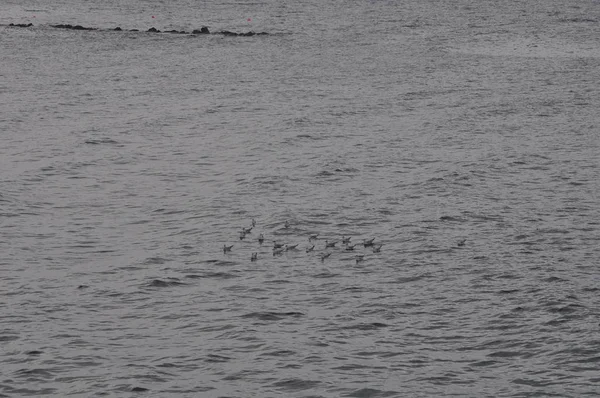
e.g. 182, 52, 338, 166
192, 27, 210, 34
51, 24, 96, 31
9, 23, 33, 27
217, 30, 268, 37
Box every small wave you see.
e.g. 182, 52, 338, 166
264, 279, 292, 285
316, 170, 335, 177
542, 276, 567, 283
312, 272, 340, 278
582, 287, 600, 292
343, 388, 400, 397
204, 354, 232, 363
564, 356, 600, 364
469, 360, 498, 367
156, 362, 179, 368
185, 271, 238, 279
84, 138, 120, 145
142, 257, 169, 265
222, 369, 270, 381
488, 351, 521, 358
439, 215, 465, 222
259, 350, 296, 357
387, 275, 426, 284
14, 368, 55, 379
241, 311, 304, 321
343, 322, 388, 331
547, 303, 586, 314
559, 17, 598, 23
332, 363, 370, 370
497, 289, 520, 294
296, 134, 323, 140
147, 279, 186, 288
271, 378, 321, 392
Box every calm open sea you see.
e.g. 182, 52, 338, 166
1, 0, 600, 396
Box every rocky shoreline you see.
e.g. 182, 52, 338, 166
7, 23, 268, 36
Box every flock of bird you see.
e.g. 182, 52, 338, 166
223, 219, 384, 264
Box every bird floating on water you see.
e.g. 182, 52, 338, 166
363, 238, 375, 247
457, 239, 466, 247
342, 236, 351, 244
345, 244, 357, 251
258, 233, 264, 244
306, 245, 315, 253
372, 244, 383, 253
320, 252, 332, 261
355, 254, 365, 263
242, 227, 253, 234
286, 244, 299, 251
251, 218, 256, 227
284, 220, 290, 229
308, 234, 319, 241
273, 247, 285, 256
239, 231, 246, 240
250, 252, 258, 261
223, 244, 233, 253
325, 240, 337, 248
273, 241, 284, 249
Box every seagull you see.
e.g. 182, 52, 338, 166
308, 234, 319, 241
285, 244, 299, 251
273, 247, 285, 256
342, 236, 351, 244
242, 227, 253, 234
363, 238, 375, 247
355, 254, 364, 263
457, 239, 466, 247
258, 233, 264, 244
239, 231, 246, 240
284, 220, 290, 229
345, 244, 357, 251
306, 245, 315, 253
250, 252, 258, 261
273, 241, 284, 249
325, 240, 337, 248
372, 244, 383, 253
251, 218, 256, 227
223, 244, 233, 253
320, 252, 332, 261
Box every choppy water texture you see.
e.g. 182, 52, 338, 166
1, 0, 600, 396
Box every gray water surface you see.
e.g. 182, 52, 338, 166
1, 0, 600, 396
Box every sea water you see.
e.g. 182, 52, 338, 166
1, 0, 599, 396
